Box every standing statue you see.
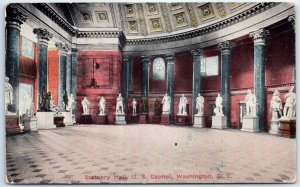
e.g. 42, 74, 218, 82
283, 86, 296, 118
99, 96, 106, 115
245, 89, 257, 117
132, 98, 137, 115
66, 94, 75, 112
154, 99, 161, 116
116, 93, 124, 114
270, 90, 282, 120
178, 94, 188, 115
214, 93, 224, 116
81, 97, 90, 115
141, 98, 148, 113
5, 77, 13, 114
196, 93, 204, 115
63, 91, 69, 111
23, 90, 32, 115
162, 93, 171, 114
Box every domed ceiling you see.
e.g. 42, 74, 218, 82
48, 2, 255, 38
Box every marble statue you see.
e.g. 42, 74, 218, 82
178, 94, 188, 115
81, 97, 90, 115
99, 96, 106, 115
66, 94, 75, 112
116, 93, 124, 114
283, 86, 296, 119
162, 93, 171, 114
245, 89, 257, 117
132, 98, 137, 115
196, 93, 204, 115
270, 90, 282, 120
214, 93, 224, 116
63, 91, 69, 111
23, 90, 32, 115
5, 77, 13, 114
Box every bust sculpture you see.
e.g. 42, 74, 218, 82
178, 94, 188, 115
5, 77, 13, 114
66, 94, 75, 113
196, 93, 204, 115
81, 97, 90, 115
214, 93, 224, 116
245, 89, 257, 117
270, 90, 282, 120
99, 96, 106, 115
132, 98, 137, 115
283, 86, 296, 119
116, 93, 124, 114
162, 93, 171, 114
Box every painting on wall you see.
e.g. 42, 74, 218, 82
21, 37, 34, 59
19, 83, 33, 115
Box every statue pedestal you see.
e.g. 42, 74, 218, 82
269, 120, 280, 135
22, 115, 38, 132
129, 114, 139, 123
115, 114, 126, 125
79, 114, 92, 124
6, 114, 22, 135
139, 113, 148, 124
36, 112, 56, 129
54, 116, 65, 127
61, 112, 73, 126
278, 118, 296, 138
160, 114, 170, 125
211, 116, 227, 129
193, 115, 205, 128
95, 115, 108, 124
152, 116, 161, 124
241, 116, 259, 132
72, 114, 76, 124
175, 115, 189, 126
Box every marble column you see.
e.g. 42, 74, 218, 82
249, 29, 269, 130
5, 6, 27, 113
191, 49, 202, 122
166, 55, 175, 123
141, 56, 150, 114
122, 56, 130, 112
288, 15, 296, 83
218, 41, 235, 125
33, 28, 53, 110
55, 42, 70, 105
70, 48, 78, 96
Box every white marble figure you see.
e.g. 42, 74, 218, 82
23, 90, 32, 115
66, 94, 75, 112
5, 77, 13, 114
214, 93, 224, 116
196, 93, 204, 115
283, 86, 296, 119
270, 90, 282, 120
99, 96, 106, 115
178, 94, 188, 115
162, 93, 171, 114
132, 98, 137, 115
50, 95, 56, 111
116, 93, 124, 114
81, 97, 90, 115
245, 89, 257, 117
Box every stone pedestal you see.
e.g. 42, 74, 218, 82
211, 116, 227, 129
36, 112, 56, 129
54, 116, 65, 127
95, 115, 108, 124
278, 118, 296, 138
6, 114, 22, 135
129, 115, 139, 123
269, 120, 280, 135
79, 114, 92, 124
22, 115, 38, 132
241, 117, 259, 132
152, 116, 161, 124
193, 115, 205, 128
115, 114, 126, 125
139, 113, 148, 124
72, 114, 76, 124
175, 115, 190, 126
61, 112, 73, 126
160, 114, 170, 125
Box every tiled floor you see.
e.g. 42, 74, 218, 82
6, 124, 296, 184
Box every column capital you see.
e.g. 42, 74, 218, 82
71, 48, 78, 54
218, 41, 235, 55
191, 49, 202, 57
122, 56, 130, 62
5, 6, 27, 30
249, 28, 270, 45
165, 54, 175, 63
33, 28, 53, 46
141, 56, 150, 63
55, 42, 70, 54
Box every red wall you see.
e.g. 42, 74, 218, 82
76, 50, 122, 123
174, 52, 193, 92
48, 49, 59, 106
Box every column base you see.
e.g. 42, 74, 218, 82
152, 115, 161, 124
36, 112, 57, 129
269, 120, 280, 135
175, 115, 190, 126
138, 113, 149, 124
79, 114, 93, 124
61, 112, 73, 126
115, 114, 126, 125
94, 115, 108, 124
241, 117, 259, 133
6, 114, 23, 135
278, 118, 296, 138
161, 114, 170, 125
211, 116, 227, 129
193, 115, 205, 128
54, 116, 65, 127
